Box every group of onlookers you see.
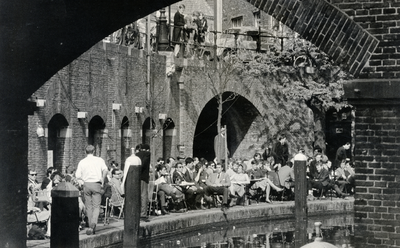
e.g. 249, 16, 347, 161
172, 4, 208, 58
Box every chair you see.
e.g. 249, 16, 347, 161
100, 197, 110, 225
147, 181, 159, 216
268, 171, 286, 201
212, 192, 223, 207
109, 183, 124, 219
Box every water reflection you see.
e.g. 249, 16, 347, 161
139, 213, 354, 248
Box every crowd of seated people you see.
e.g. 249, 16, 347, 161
306, 151, 353, 200
27, 144, 356, 235
143, 145, 356, 214
27, 167, 62, 239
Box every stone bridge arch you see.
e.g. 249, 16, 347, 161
245, 0, 379, 76
193, 91, 265, 160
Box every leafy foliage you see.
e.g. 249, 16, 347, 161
234, 37, 353, 112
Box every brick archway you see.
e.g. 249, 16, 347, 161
246, 0, 379, 76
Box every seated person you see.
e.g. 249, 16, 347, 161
229, 164, 250, 205
108, 169, 124, 215
155, 165, 185, 214
321, 155, 333, 172
41, 167, 56, 191
226, 161, 239, 179
195, 161, 209, 188
28, 169, 41, 210
334, 159, 355, 194
308, 163, 347, 198
173, 162, 204, 210
65, 167, 86, 229
204, 163, 231, 211
248, 161, 283, 203
277, 162, 295, 190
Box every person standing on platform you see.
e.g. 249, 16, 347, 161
272, 135, 289, 168
75, 145, 108, 235
172, 4, 186, 57
214, 127, 229, 166
135, 144, 151, 221
334, 142, 351, 170
121, 144, 141, 195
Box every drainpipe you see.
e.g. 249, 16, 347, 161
146, 14, 155, 167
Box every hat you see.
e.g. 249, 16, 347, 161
177, 156, 186, 160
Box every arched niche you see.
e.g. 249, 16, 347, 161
88, 115, 106, 157
48, 114, 70, 172
163, 117, 176, 159
120, 116, 131, 170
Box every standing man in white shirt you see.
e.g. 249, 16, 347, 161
75, 145, 108, 235
121, 144, 142, 195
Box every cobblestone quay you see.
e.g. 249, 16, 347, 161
27, 198, 353, 248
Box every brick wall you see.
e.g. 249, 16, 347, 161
330, 0, 400, 79
28, 42, 167, 181
351, 104, 400, 246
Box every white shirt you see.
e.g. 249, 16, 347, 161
121, 154, 142, 194
75, 154, 108, 183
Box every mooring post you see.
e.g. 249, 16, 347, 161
294, 152, 308, 247
51, 181, 80, 248
123, 163, 141, 247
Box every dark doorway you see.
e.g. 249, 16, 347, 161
48, 114, 69, 172
325, 107, 352, 162
88, 115, 106, 157
193, 92, 260, 161
142, 117, 156, 145
163, 118, 176, 159
121, 116, 130, 170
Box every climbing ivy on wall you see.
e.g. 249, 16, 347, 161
233, 37, 353, 152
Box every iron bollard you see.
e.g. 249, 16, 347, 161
51, 181, 80, 248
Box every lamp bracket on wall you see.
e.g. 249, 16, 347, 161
36, 99, 46, 107
135, 106, 144, 114
158, 113, 167, 120
112, 103, 122, 111
77, 112, 88, 119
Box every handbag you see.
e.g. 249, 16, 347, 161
33, 189, 50, 203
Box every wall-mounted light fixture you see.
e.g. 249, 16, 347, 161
36, 99, 46, 107
36, 124, 45, 137
77, 112, 88, 119
158, 113, 167, 120
112, 103, 122, 111
135, 107, 144, 114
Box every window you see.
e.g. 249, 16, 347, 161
231, 16, 243, 28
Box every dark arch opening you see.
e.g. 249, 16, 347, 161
48, 114, 69, 172
121, 116, 130, 170
325, 106, 352, 162
142, 117, 156, 145
88, 115, 106, 157
163, 117, 176, 159
193, 92, 261, 161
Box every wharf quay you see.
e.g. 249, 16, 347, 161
27, 197, 354, 248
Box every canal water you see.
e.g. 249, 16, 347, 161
139, 213, 355, 247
